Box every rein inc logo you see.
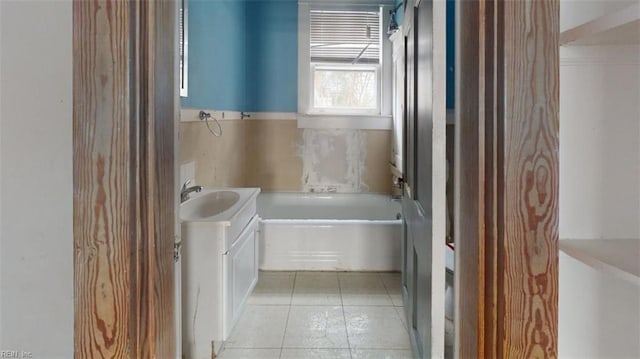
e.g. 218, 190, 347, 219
1, 351, 32, 358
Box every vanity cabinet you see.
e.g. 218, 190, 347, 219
181, 188, 260, 359
224, 215, 259, 337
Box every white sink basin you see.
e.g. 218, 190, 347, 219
181, 191, 240, 220
180, 188, 260, 225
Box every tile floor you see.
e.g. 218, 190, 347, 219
218, 271, 413, 359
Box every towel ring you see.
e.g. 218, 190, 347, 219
199, 111, 222, 137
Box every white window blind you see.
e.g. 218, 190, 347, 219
310, 9, 381, 64
179, 3, 185, 83
179, 0, 188, 97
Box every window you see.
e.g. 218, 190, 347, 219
313, 64, 379, 113
298, 1, 394, 129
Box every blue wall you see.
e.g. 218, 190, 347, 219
446, 0, 454, 109
393, 0, 403, 28
182, 0, 297, 112
245, 0, 298, 112
183, 0, 453, 111
182, 0, 247, 110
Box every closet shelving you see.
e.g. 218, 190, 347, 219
560, 239, 640, 286
560, 2, 640, 46
559, 1, 640, 287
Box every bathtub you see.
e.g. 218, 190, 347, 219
257, 192, 402, 271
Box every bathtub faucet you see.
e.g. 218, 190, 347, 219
181, 179, 203, 203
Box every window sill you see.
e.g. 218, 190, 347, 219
297, 114, 392, 130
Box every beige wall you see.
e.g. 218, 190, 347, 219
363, 130, 393, 194
180, 117, 392, 194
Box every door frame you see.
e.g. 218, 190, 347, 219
454, 0, 560, 357
73, 1, 178, 357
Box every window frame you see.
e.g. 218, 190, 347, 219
298, 0, 395, 129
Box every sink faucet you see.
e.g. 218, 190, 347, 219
181, 179, 203, 203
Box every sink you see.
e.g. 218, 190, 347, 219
181, 190, 240, 220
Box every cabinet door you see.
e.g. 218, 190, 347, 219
225, 216, 259, 337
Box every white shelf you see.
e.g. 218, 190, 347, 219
560, 3, 640, 46
559, 239, 640, 286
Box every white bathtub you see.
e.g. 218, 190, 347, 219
257, 192, 402, 271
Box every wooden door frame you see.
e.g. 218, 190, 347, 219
73, 1, 178, 357
455, 0, 559, 357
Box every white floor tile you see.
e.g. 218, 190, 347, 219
217, 348, 281, 359
344, 306, 412, 349
339, 273, 393, 306
225, 305, 289, 348
351, 349, 414, 359
283, 306, 349, 349
280, 348, 351, 359
292, 272, 341, 306
248, 271, 295, 305
226, 272, 415, 357
394, 306, 409, 333
379, 272, 403, 307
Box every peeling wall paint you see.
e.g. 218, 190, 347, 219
180, 119, 393, 194
299, 129, 369, 193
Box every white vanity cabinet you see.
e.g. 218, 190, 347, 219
180, 188, 260, 359
223, 215, 259, 338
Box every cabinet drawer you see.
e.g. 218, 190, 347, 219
225, 200, 257, 250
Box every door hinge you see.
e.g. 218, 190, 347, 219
174, 241, 182, 262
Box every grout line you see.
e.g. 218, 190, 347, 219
394, 306, 411, 334
378, 272, 395, 305
378, 274, 410, 333
289, 271, 296, 306
278, 271, 297, 357
336, 273, 353, 359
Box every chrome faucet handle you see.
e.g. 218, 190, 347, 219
182, 179, 191, 191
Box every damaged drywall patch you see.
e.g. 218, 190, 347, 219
299, 128, 368, 192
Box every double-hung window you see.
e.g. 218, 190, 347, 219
298, 1, 394, 129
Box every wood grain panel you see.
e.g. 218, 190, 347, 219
455, 0, 483, 356
147, 1, 177, 356
456, 0, 559, 357
73, 1, 134, 356
74, 0, 176, 357
483, 1, 501, 357
500, 0, 559, 357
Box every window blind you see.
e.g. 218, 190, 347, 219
179, 0, 186, 90
310, 9, 381, 64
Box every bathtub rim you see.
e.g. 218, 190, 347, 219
259, 218, 402, 225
